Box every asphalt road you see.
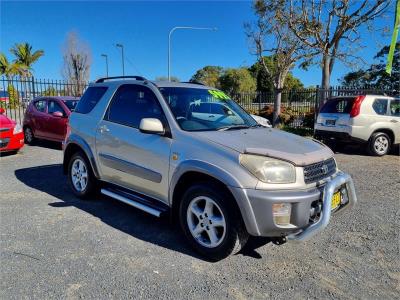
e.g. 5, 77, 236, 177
1, 142, 399, 299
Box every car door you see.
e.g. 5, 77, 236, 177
31, 99, 48, 137
95, 84, 172, 204
46, 99, 68, 141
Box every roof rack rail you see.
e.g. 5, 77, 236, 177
182, 81, 205, 86
95, 76, 147, 83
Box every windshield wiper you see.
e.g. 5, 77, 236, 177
217, 125, 251, 131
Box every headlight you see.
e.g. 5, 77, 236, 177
13, 124, 22, 134
239, 154, 296, 184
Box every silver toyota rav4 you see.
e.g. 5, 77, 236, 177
63, 76, 357, 260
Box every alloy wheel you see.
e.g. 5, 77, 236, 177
186, 196, 226, 248
374, 136, 389, 155
71, 158, 88, 192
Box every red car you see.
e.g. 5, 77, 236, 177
23, 96, 79, 144
0, 108, 24, 153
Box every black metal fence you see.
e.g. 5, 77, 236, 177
0, 76, 88, 124
1, 76, 396, 130
232, 86, 398, 131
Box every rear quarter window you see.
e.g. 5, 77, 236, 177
390, 100, 400, 116
372, 99, 388, 115
74, 86, 108, 114
320, 97, 355, 114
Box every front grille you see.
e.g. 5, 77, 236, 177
303, 158, 336, 184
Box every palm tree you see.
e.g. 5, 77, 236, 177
0, 53, 24, 79
10, 43, 44, 77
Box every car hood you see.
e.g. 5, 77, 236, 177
196, 128, 333, 166
0, 114, 14, 128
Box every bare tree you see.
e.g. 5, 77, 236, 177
62, 31, 91, 96
286, 0, 391, 104
245, 0, 313, 126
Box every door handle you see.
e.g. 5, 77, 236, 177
99, 125, 110, 133
390, 119, 398, 123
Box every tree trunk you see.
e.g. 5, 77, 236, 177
320, 55, 331, 108
273, 88, 282, 127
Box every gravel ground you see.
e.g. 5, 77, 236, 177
0, 143, 399, 299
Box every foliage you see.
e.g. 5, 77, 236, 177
0, 53, 24, 77
155, 76, 180, 82
257, 104, 296, 127
285, 0, 390, 91
190, 66, 223, 88
248, 56, 304, 93
7, 84, 20, 109
245, 0, 311, 127
219, 68, 256, 94
281, 126, 313, 137
302, 111, 315, 129
341, 42, 399, 91
10, 43, 44, 77
43, 86, 57, 96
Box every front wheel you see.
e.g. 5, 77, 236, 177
24, 127, 35, 144
368, 132, 391, 156
68, 151, 96, 198
179, 183, 248, 261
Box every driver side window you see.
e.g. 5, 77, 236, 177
48, 100, 65, 115
105, 84, 165, 128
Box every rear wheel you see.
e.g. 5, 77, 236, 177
68, 151, 96, 198
24, 127, 35, 144
179, 183, 248, 261
368, 132, 391, 156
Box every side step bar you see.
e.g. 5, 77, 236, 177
101, 188, 163, 217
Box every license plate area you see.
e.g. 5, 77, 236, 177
325, 119, 336, 126
331, 191, 341, 210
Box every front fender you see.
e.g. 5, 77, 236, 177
169, 159, 260, 236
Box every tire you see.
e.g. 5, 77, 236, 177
24, 126, 35, 145
68, 151, 96, 198
179, 183, 249, 261
368, 132, 391, 156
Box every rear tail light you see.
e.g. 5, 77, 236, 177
350, 95, 366, 118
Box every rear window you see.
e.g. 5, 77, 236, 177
74, 87, 107, 114
320, 97, 356, 114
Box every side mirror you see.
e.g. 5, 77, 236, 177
0, 108, 5, 114
52, 111, 64, 118
139, 118, 165, 135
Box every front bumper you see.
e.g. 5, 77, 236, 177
0, 132, 24, 152
229, 171, 357, 240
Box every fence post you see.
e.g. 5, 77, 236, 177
31, 76, 36, 99
258, 91, 261, 115
314, 85, 319, 128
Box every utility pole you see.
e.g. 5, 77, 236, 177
116, 44, 125, 76
101, 54, 109, 77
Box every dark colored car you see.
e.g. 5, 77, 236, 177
0, 108, 24, 153
23, 96, 79, 144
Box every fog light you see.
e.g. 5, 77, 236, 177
272, 203, 292, 226
340, 187, 349, 205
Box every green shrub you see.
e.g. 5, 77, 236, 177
7, 84, 20, 109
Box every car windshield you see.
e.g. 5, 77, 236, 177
63, 100, 78, 111
159, 87, 257, 131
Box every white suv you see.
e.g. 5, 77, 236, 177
315, 95, 400, 156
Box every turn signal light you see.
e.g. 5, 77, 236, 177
272, 203, 292, 226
